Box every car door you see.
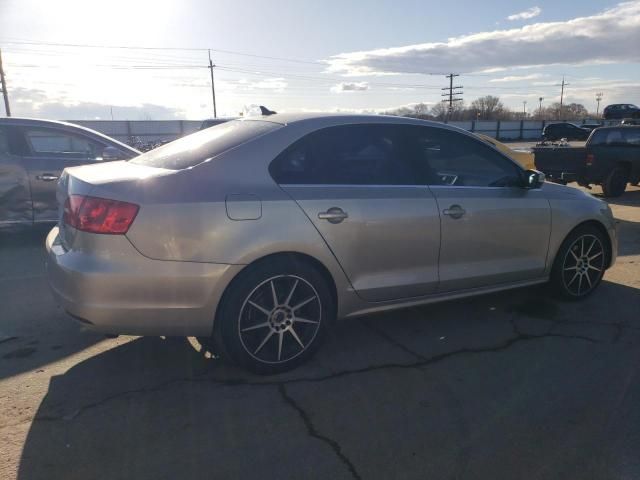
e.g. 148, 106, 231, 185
19, 126, 109, 222
0, 125, 32, 225
412, 126, 551, 292
270, 123, 441, 302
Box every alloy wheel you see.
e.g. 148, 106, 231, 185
238, 275, 322, 364
562, 234, 605, 296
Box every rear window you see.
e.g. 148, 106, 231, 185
590, 128, 640, 146
130, 120, 278, 170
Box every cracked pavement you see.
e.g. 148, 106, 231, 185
1, 186, 639, 480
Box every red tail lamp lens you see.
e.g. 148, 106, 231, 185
63, 195, 139, 234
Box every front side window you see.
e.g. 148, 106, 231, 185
270, 124, 416, 185
412, 127, 522, 187
25, 128, 102, 157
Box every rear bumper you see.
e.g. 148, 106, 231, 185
45, 226, 242, 336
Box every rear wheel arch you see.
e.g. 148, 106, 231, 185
212, 251, 338, 331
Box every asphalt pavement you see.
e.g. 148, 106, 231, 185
1, 185, 639, 480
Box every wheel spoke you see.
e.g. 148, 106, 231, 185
270, 281, 279, 308
241, 322, 270, 332
292, 296, 317, 311
569, 249, 580, 262
277, 331, 284, 360
577, 274, 583, 294
564, 265, 577, 271
580, 237, 585, 257
584, 272, 592, 288
585, 238, 597, 256
294, 317, 319, 325
254, 330, 275, 354
284, 279, 299, 307
588, 264, 602, 272
248, 300, 271, 316
288, 326, 305, 350
589, 251, 603, 261
567, 271, 579, 287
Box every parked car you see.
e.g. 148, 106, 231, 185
46, 114, 617, 373
542, 122, 590, 142
1, 118, 139, 227
534, 125, 640, 196
621, 118, 640, 126
475, 134, 535, 169
603, 104, 640, 120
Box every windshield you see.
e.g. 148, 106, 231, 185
130, 120, 279, 170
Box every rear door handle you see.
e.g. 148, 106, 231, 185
318, 207, 348, 224
443, 205, 466, 219
36, 174, 60, 182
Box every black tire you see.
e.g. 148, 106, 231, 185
213, 257, 334, 374
601, 167, 628, 197
549, 225, 609, 300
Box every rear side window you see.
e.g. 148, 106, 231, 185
590, 129, 635, 146
131, 120, 278, 170
24, 128, 102, 156
270, 124, 416, 185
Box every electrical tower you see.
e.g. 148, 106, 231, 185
441, 73, 463, 119
555, 76, 569, 119
0, 49, 11, 117
595, 92, 603, 118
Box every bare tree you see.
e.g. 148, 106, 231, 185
470, 95, 505, 120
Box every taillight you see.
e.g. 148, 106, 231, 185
63, 195, 139, 234
586, 153, 595, 166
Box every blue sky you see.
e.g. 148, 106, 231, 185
0, 0, 638, 119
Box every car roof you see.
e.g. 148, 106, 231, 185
0, 117, 139, 153
241, 112, 460, 130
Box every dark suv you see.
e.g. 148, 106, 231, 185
542, 122, 590, 142
603, 104, 640, 120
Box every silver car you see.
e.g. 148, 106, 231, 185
1, 118, 138, 227
46, 113, 617, 373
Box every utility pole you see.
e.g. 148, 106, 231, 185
441, 73, 463, 120
522, 100, 527, 119
208, 49, 217, 118
595, 92, 603, 118
538, 97, 544, 117
0, 49, 11, 117
556, 76, 569, 119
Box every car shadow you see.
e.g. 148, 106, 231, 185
16, 280, 640, 480
0, 225, 103, 380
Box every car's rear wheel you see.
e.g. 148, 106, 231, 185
550, 225, 608, 300
601, 167, 628, 197
214, 257, 334, 374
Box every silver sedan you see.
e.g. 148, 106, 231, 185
46, 113, 617, 373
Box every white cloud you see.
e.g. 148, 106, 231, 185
326, 2, 640, 75
507, 6, 541, 21
489, 74, 545, 82
330, 82, 370, 93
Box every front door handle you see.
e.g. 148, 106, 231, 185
443, 205, 466, 219
36, 174, 60, 182
318, 207, 348, 224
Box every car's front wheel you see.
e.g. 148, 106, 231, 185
214, 257, 334, 374
550, 225, 609, 300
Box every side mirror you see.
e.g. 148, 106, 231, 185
524, 169, 545, 189
100, 146, 126, 161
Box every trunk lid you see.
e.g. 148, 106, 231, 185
57, 161, 171, 249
